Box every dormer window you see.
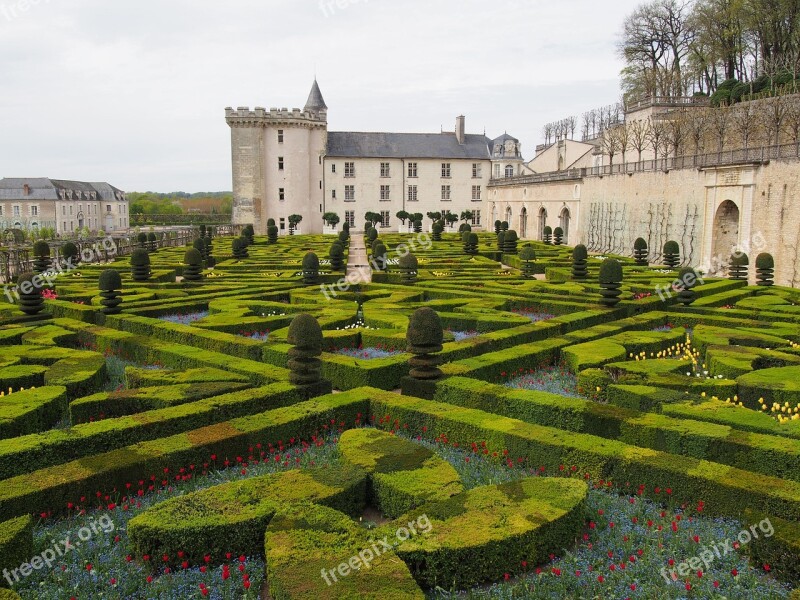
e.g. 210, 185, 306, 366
23, 184, 30, 196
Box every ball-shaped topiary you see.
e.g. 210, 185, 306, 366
520, 245, 537, 279
329, 242, 345, 272
98, 269, 123, 315
497, 230, 506, 251
137, 232, 148, 249
599, 258, 623, 307
413, 219, 423, 234
501, 221, 509, 231
503, 230, 519, 254
676, 267, 699, 306
193, 237, 206, 257
130, 248, 151, 282
494, 220, 502, 235
728, 253, 749, 281
572, 244, 589, 280
397, 252, 419, 284
406, 307, 444, 380
16, 271, 44, 316
338, 230, 349, 244
755, 253, 775, 286
267, 218, 276, 228
232, 237, 249, 260
465, 232, 479, 256
32, 241, 51, 274
543, 226, 553, 245
553, 227, 564, 246
61, 242, 79, 267
432, 222, 443, 242
147, 232, 157, 251
286, 314, 324, 386
459, 223, 472, 234
183, 249, 203, 282
302, 252, 320, 284
633, 238, 649, 266
267, 225, 279, 244
367, 228, 378, 243
663, 240, 680, 268
372, 243, 387, 271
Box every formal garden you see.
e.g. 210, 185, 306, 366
0, 222, 798, 599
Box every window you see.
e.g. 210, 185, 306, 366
441, 185, 451, 201
472, 185, 482, 201
505, 165, 514, 178
278, 130, 284, 143
0, 206, 3, 216
331, 164, 336, 174
380, 211, 390, 228
408, 162, 418, 178
380, 162, 390, 177
31, 206, 38, 216
471, 210, 482, 226
13, 205, 20, 217
494, 164, 501, 178
380, 185, 390, 201
279, 188, 285, 201
441, 163, 451, 178
107, 204, 112, 212
407, 185, 418, 202
345, 185, 355, 201
278, 157, 284, 170
472, 163, 482, 178
344, 162, 355, 177
331, 189, 337, 200
62, 221, 66, 231
345, 210, 355, 227
279, 217, 286, 231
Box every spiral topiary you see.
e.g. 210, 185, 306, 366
501, 221, 509, 231
553, 227, 564, 245
572, 244, 589, 280
755, 253, 774, 286
193, 237, 206, 259
242, 224, 255, 245
464, 232, 479, 256
130, 248, 151, 282
32, 241, 51, 274
204, 234, 214, 266
338, 230, 349, 244
232, 237, 249, 260
497, 230, 506, 251
728, 253, 749, 281
16, 271, 44, 316
199, 224, 206, 238
413, 219, 422, 234
599, 258, 623, 307
372, 243, 387, 272
397, 252, 418, 284
543, 226, 553, 245
183, 249, 203, 281
137, 232, 148, 249
267, 218, 276, 227
676, 267, 699, 306
633, 238, 648, 266
503, 230, 519, 254
267, 225, 279, 244
367, 228, 378, 243
287, 314, 324, 386
432, 222, 443, 242
663, 240, 680, 269
147, 232, 157, 252
98, 269, 123, 315
494, 220, 502, 235
329, 242, 345, 272
61, 242, 79, 267
302, 252, 320, 284
406, 307, 444, 380
520, 245, 537, 279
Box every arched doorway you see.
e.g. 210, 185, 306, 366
490, 203, 497, 227
505, 206, 512, 225
520, 207, 528, 238
559, 207, 571, 244
711, 200, 740, 274
538, 208, 547, 240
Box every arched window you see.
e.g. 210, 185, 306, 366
505, 165, 514, 178
520, 207, 528, 238
505, 206, 512, 224
559, 207, 571, 245
538, 208, 547, 240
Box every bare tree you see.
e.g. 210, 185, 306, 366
783, 95, 800, 155
665, 109, 689, 156
629, 119, 650, 162
687, 107, 709, 155
731, 102, 759, 149
761, 95, 788, 146
602, 126, 621, 167
709, 104, 731, 151
647, 117, 669, 161
617, 121, 631, 163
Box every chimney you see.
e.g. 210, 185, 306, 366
455, 115, 466, 145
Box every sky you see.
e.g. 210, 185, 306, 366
0, 0, 641, 192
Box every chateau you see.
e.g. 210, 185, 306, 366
226, 80, 522, 235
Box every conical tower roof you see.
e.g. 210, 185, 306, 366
304, 79, 328, 112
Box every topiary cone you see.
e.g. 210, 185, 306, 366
553, 227, 564, 245
503, 230, 518, 254
520, 245, 536, 279
755, 253, 774, 286
543, 226, 552, 245
302, 252, 320, 284
329, 242, 345, 272
599, 258, 623, 307
397, 252, 418, 284
16, 271, 44, 316
98, 269, 123, 315
633, 238, 648, 266
663, 241, 680, 269
287, 314, 324, 386
130, 248, 151, 282
183, 249, 203, 282
406, 307, 444, 380
676, 267, 699, 306
32, 241, 51, 274
267, 225, 279, 244
61, 242, 79, 268
572, 244, 588, 280
728, 253, 749, 281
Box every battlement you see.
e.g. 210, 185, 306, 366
225, 105, 326, 127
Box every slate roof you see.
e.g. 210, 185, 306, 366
0, 178, 124, 201
304, 80, 328, 112
326, 132, 491, 160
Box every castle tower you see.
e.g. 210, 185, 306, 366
226, 80, 328, 234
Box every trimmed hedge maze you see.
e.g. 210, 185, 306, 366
0, 230, 798, 598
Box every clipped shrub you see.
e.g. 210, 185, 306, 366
130, 248, 151, 282
497, 230, 506, 251
432, 222, 443, 242
503, 230, 519, 254
494, 220, 502, 234
267, 218, 276, 227
406, 307, 444, 380
459, 223, 472, 234
137, 232, 148, 249
676, 267, 699, 306
543, 226, 553, 244
232, 237, 249, 260
287, 314, 324, 386
501, 221, 509, 231
372, 243, 387, 272
32, 241, 51, 274
243, 224, 255, 245
599, 258, 623, 307
463, 232, 478, 256
302, 252, 320, 284
729, 252, 749, 281
61, 241, 79, 267
16, 272, 44, 316
397, 252, 418, 284
183, 249, 203, 282
192, 237, 206, 259
0, 515, 33, 580
98, 269, 123, 315
520, 245, 537, 279
553, 226, 564, 245
572, 244, 588, 280
663, 240, 680, 268
267, 225, 279, 244
147, 232, 157, 251
329, 242, 345, 272
367, 228, 378, 243
413, 219, 422, 233
338, 230, 349, 244
756, 253, 775, 286
633, 237, 648, 266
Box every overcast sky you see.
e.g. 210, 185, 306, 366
0, 0, 640, 192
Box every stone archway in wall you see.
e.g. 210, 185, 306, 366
538, 207, 547, 240
520, 206, 528, 238
711, 200, 740, 274
559, 207, 571, 245
505, 206, 513, 226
